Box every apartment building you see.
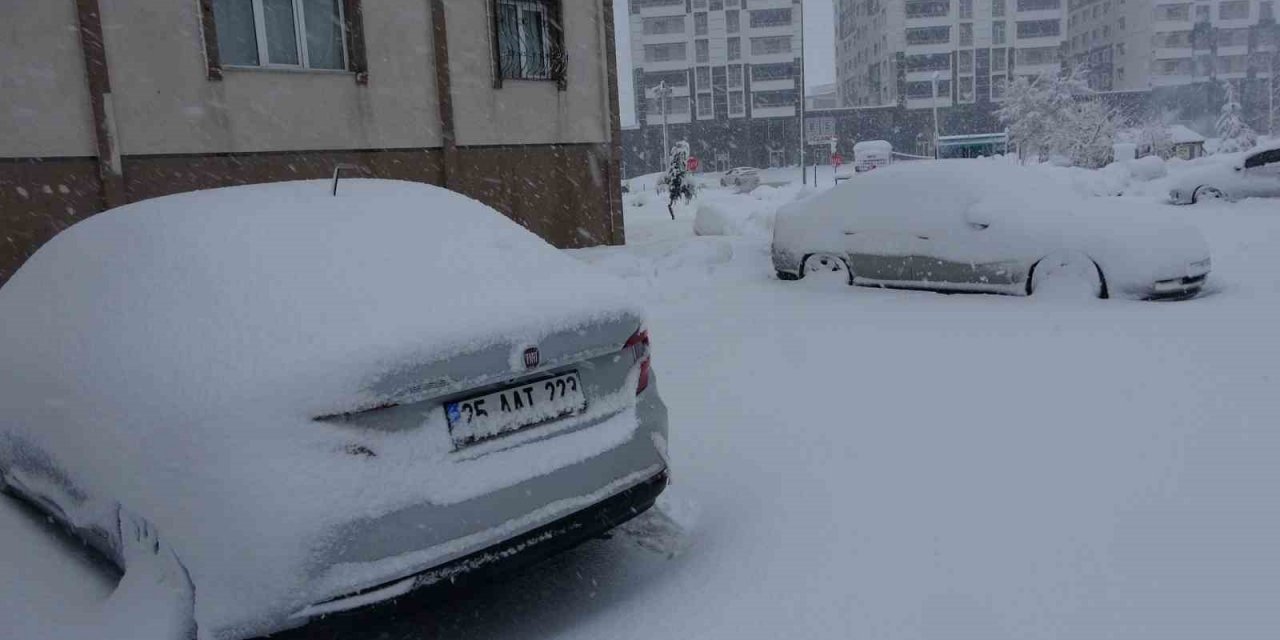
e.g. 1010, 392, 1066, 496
835, 0, 1068, 108
1068, 0, 1277, 92
627, 0, 805, 169
0, 0, 625, 285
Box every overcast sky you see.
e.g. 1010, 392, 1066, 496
614, 0, 836, 126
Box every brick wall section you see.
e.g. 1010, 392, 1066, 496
0, 158, 103, 284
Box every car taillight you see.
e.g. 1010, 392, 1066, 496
624, 327, 651, 395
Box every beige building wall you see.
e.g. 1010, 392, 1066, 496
446, 0, 613, 146
97, 0, 443, 154
0, 0, 96, 158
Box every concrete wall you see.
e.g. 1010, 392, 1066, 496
446, 0, 612, 146
0, 0, 96, 158
98, 0, 443, 154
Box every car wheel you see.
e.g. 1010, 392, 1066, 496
776, 270, 801, 281
800, 253, 852, 285
1193, 186, 1226, 203
1028, 252, 1105, 299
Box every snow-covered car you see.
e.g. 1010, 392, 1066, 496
853, 140, 893, 173
0, 180, 670, 639
1168, 145, 1280, 204
772, 161, 1211, 300
719, 167, 761, 191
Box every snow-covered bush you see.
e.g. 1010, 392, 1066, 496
1216, 81, 1257, 154
998, 67, 1119, 167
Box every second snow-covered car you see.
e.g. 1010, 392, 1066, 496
1168, 144, 1280, 204
719, 167, 761, 192
773, 161, 1211, 300
0, 180, 670, 639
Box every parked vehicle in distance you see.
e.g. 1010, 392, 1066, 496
853, 140, 893, 173
0, 180, 670, 639
1168, 145, 1280, 204
773, 161, 1212, 301
720, 167, 761, 192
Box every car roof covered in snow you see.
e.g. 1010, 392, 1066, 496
853, 140, 892, 152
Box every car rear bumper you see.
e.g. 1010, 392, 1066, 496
286, 467, 668, 629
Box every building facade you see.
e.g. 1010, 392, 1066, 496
1066, 0, 1278, 132
836, 0, 1068, 109
0, 0, 625, 285
627, 0, 806, 172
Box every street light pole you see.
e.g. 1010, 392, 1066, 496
931, 71, 941, 159
799, 0, 807, 185
655, 80, 672, 171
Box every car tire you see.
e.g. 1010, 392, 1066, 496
1192, 186, 1226, 203
1028, 252, 1106, 299
800, 253, 852, 285
776, 270, 801, 281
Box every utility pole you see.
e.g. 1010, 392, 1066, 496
931, 71, 942, 159
1270, 53, 1276, 138
655, 80, 673, 171
798, 0, 807, 184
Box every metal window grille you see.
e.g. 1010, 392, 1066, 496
493, 0, 566, 89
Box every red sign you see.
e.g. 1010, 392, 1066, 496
687, 156, 699, 172
832, 153, 843, 167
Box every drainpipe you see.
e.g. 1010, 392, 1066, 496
74, 0, 125, 209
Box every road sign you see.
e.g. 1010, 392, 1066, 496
687, 156, 699, 172
832, 153, 843, 167
805, 116, 836, 146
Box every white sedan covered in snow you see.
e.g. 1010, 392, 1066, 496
1168, 145, 1280, 204
0, 180, 669, 639
773, 161, 1212, 300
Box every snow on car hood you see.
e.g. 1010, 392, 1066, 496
775, 160, 1209, 289
0, 180, 644, 637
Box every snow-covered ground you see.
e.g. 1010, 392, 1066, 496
4, 158, 1279, 639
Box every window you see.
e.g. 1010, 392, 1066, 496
905, 26, 951, 44
960, 0, 973, 19
692, 0, 707, 7
646, 95, 689, 114
696, 39, 710, 63
1016, 0, 1059, 9
644, 70, 688, 90
1154, 3, 1190, 21
212, 0, 347, 69
750, 36, 793, 55
697, 93, 713, 117
905, 0, 950, 18
729, 91, 745, 114
960, 22, 973, 45
726, 9, 740, 33
958, 49, 973, 71
644, 42, 687, 62
696, 66, 711, 88
906, 53, 952, 71
1016, 45, 1058, 65
642, 16, 685, 35
906, 80, 949, 98
1196, 4, 1210, 20
959, 76, 974, 101
992, 20, 1006, 44
991, 74, 1007, 99
495, 0, 565, 83
752, 90, 796, 108
992, 0, 1005, 17
991, 47, 1007, 71
728, 63, 744, 87
1220, 1, 1250, 19
752, 62, 795, 80
728, 37, 742, 60
1016, 19, 1060, 38
695, 12, 708, 35
749, 8, 792, 28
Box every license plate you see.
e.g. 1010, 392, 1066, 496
445, 372, 586, 447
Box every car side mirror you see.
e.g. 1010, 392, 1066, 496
967, 222, 990, 231
1234, 165, 1244, 172
964, 212, 992, 230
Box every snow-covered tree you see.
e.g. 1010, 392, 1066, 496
996, 66, 1092, 162
665, 140, 695, 220
1216, 81, 1257, 154
1133, 115, 1175, 159
1052, 99, 1122, 168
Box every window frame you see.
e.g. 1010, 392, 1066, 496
491, 0, 567, 90
203, 0, 363, 81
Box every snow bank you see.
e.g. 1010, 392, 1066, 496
0, 180, 645, 638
